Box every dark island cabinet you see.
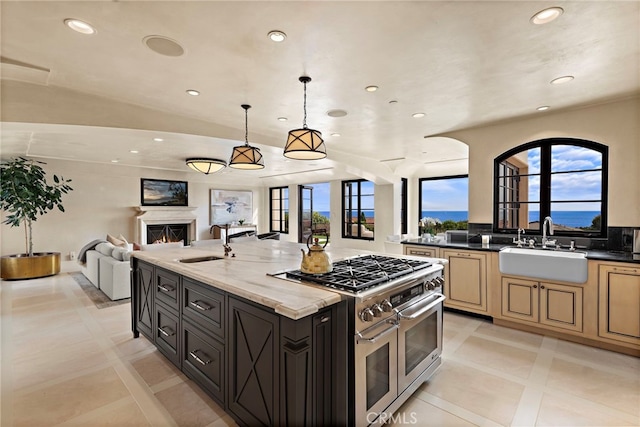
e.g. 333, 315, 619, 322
131, 260, 349, 427
132, 259, 154, 340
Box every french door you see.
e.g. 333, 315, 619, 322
299, 185, 313, 243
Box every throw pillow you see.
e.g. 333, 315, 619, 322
132, 242, 141, 251
117, 234, 129, 246
96, 242, 116, 256
106, 234, 127, 248
111, 247, 128, 261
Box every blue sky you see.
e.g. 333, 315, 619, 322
308, 182, 331, 211
420, 177, 469, 211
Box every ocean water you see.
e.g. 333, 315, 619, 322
317, 211, 600, 228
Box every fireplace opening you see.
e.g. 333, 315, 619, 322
147, 224, 189, 245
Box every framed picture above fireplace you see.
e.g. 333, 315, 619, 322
141, 178, 188, 207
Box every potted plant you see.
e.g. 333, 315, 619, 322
0, 157, 73, 280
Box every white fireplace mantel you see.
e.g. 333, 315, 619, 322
135, 206, 198, 244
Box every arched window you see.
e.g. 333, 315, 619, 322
493, 138, 608, 237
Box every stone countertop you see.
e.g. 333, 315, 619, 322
132, 240, 379, 320
401, 239, 640, 264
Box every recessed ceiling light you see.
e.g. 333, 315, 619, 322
327, 109, 348, 118
130, 150, 139, 154
331, 133, 341, 137
186, 89, 200, 96
267, 30, 287, 42
412, 112, 425, 118
111, 159, 119, 163
550, 75, 574, 85
531, 7, 564, 25
277, 117, 288, 122
153, 137, 164, 142
64, 18, 96, 35
537, 106, 550, 111
365, 85, 378, 92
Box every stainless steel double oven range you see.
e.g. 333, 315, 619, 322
281, 254, 445, 426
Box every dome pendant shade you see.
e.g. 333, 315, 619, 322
284, 128, 326, 160
186, 158, 226, 174
229, 145, 264, 169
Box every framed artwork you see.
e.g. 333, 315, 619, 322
141, 178, 188, 206
210, 190, 253, 225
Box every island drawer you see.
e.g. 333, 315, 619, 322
182, 320, 225, 405
155, 304, 180, 367
155, 268, 180, 311
182, 278, 225, 340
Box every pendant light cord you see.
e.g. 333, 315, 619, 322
244, 107, 249, 146
303, 81, 308, 129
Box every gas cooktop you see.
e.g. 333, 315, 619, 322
285, 254, 433, 292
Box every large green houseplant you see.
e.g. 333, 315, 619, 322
0, 157, 73, 279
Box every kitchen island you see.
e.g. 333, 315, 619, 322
130, 240, 370, 426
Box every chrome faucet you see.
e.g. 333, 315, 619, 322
223, 244, 233, 257
513, 228, 526, 247
542, 216, 556, 248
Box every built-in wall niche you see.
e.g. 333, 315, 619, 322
147, 224, 189, 245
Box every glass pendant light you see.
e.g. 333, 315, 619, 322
229, 104, 264, 169
185, 158, 226, 174
284, 76, 326, 160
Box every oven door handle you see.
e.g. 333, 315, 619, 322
398, 294, 446, 321
356, 319, 399, 343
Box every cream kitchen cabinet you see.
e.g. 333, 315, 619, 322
403, 245, 438, 258
501, 276, 583, 333
598, 263, 640, 347
440, 249, 488, 314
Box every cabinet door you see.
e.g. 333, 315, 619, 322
134, 260, 154, 340
404, 245, 438, 258
442, 250, 488, 313
228, 297, 279, 427
539, 282, 583, 332
501, 277, 539, 323
598, 265, 640, 345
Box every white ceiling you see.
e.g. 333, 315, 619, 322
1, 1, 638, 186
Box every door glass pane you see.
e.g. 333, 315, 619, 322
405, 313, 437, 375
366, 343, 390, 410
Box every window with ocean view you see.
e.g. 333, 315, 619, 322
493, 138, 608, 237
342, 179, 374, 240
269, 186, 289, 233
418, 175, 469, 233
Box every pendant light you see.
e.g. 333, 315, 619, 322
229, 104, 264, 169
186, 158, 226, 174
284, 76, 326, 160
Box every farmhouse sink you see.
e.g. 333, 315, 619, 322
499, 247, 588, 284
179, 255, 224, 263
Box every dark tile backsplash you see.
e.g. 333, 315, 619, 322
466, 223, 638, 252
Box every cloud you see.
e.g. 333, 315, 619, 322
421, 178, 469, 210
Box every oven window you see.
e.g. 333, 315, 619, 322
366, 343, 390, 410
405, 313, 437, 375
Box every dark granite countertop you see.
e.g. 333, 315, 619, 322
401, 239, 640, 264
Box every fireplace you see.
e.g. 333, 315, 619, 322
135, 206, 197, 245
147, 224, 189, 245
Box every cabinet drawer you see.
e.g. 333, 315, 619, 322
156, 304, 180, 367
183, 278, 225, 340
183, 321, 225, 405
156, 268, 180, 310
405, 246, 438, 258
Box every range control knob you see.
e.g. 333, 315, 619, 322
426, 280, 436, 291
380, 299, 393, 312
371, 304, 384, 317
435, 277, 445, 286
359, 307, 375, 322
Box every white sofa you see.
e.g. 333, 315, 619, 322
81, 242, 132, 300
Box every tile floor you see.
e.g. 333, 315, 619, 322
1, 272, 638, 426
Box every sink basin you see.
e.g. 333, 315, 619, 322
499, 247, 587, 283
179, 255, 224, 263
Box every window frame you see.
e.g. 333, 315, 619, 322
418, 174, 469, 230
493, 137, 608, 238
401, 178, 408, 235
342, 179, 375, 240
269, 186, 289, 234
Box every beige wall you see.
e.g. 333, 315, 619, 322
0, 159, 262, 263
445, 97, 640, 227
